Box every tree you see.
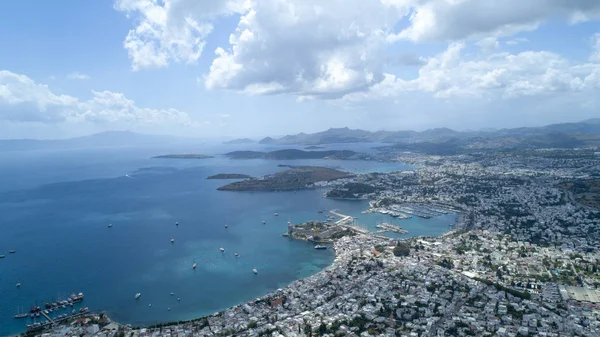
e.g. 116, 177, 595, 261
393, 241, 410, 257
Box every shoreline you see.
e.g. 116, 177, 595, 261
25, 216, 465, 336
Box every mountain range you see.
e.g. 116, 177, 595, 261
255, 119, 600, 146
251, 119, 600, 153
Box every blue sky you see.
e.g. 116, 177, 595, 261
1, 0, 600, 139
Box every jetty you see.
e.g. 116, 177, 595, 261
40, 311, 54, 324
375, 223, 408, 234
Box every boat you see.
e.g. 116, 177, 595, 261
108, 224, 113, 228
170, 238, 175, 243
0, 255, 5, 258
9, 250, 16, 253
253, 268, 258, 274
167, 307, 171, 311
220, 247, 225, 252
192, 259, 197, 269
148, 304, 152, 307
14, 307, 27, 319
170, 292, 174, 296
314, 245, 328, 250
262, 220, 266, 224
177, 298, 180, 301
30, 306, 41, 313
16, 283, 21, 287
274, 213, 279, 216
175, 221, 179, 226
234, 253, 239, 257
225, 224, 228, 228
135, 293, 141, 299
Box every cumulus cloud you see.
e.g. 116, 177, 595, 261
114, 0, 246, 70
67, 72, 91, 80
344, 40, 600, 101
0, 70, 197, 126
388, 0, 600, 42
591, 33, 600, 62
203, 0, 413, 99
114, 0, 600, 102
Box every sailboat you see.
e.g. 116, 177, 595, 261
192, 259, 197, 269
220, 248, 225, 252
253, 268, 258, 274
14, 306, 28, 319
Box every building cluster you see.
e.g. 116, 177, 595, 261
27, 149, 600, 337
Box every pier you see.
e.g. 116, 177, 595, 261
329, 210, 369, 234
40, 311, 54, 324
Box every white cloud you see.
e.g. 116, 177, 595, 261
344, 41, 600, 102
0, 70, 198, 126
505, 37, 529, 46
476, 37, 499, 53
204, 0, 412, 99
387, 0, 600, 43
114, 0, 246, 70
67, 72, 91, 80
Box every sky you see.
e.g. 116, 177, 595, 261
1, 0, 600, 139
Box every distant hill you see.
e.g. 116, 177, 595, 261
252, 119, 600, 151
0, 131, 181, 151
225, 149, 361, 160
223, 138, 256, 144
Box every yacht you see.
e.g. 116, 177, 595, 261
274, 213, 279, 216
16, 283, 21, 287
234, 253, 239, 257
220, 247, 225, 252
0, 255, 5, 258
177, 298, 180, 302
9, 250, 16, 253
170, 292, 174, 296
253, 268, 258, 274
262, 220, 266, 224
14, 307, 27, 319
135, 293, 142, 299
108, 224, 113, 228
167, 307, 171, 311
148, 304, 152, 307
192, 259, 197, 269
175, 222, 179, 226
225, 224, 228, 228
314, 245, 328, 250
170, 238, 175, 243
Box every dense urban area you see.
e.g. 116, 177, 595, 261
25, 147, 600, 337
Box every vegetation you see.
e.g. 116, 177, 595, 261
207, 173, 252, 179
393, 241, 410, 257
218, 166, 354, 191
225, 149, 359, 160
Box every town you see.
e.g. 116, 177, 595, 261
24, 148, 600, 337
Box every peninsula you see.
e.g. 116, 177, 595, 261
206, 173, 252, 180
217, 166, 353, 191
225, 149, 363, 160
152, 154, 214, 159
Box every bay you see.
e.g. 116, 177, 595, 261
0, 143, 451, 336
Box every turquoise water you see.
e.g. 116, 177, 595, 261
0, 143, 452, 336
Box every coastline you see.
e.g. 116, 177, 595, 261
29, 213, 465, 336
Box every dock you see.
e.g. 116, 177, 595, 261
329, 210, 369, 234
40, 311, 54, 324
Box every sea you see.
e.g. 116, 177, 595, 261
0, 141, 455, 336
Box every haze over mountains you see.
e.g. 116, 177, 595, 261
2, 119, 600, 153
252, 118, 600, 146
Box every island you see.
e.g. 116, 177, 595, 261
305, 145, 325, 150
152, 154, 214, 159
217, 166, 354, 191
225, 149, 362, 160
207, 173, 252, 180
223, 138, 256, 144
